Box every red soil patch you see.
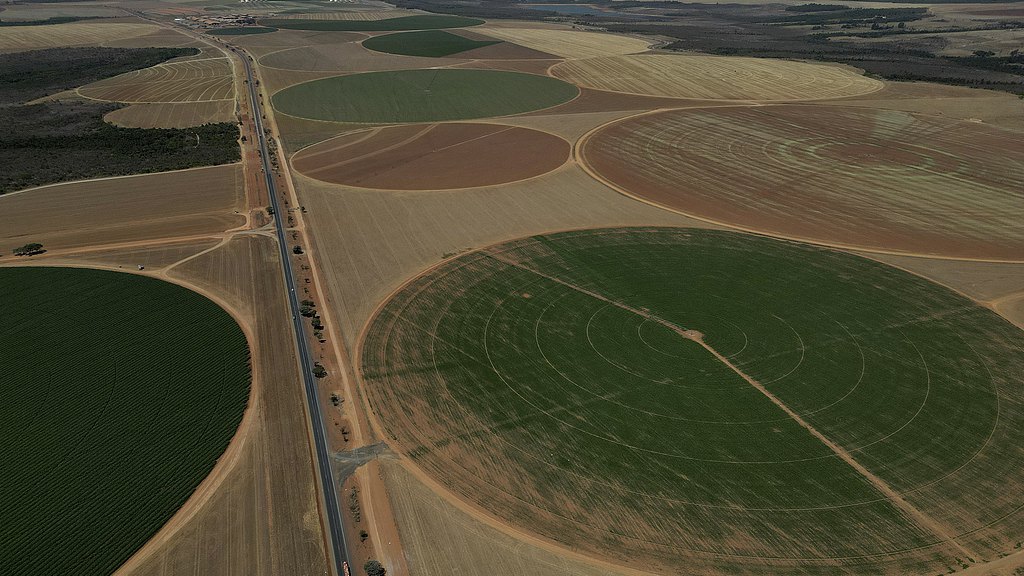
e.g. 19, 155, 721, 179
580, 105, 1024, 259
292, 123, 570, 190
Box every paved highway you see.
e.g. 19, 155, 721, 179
237, 49, 351, 576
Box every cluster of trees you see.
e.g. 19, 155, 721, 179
0, 47, 197, 105
12, 243, 45, 256
0, 100, 239, 194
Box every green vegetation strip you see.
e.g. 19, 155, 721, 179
208, 26, 277, 35
362, 228, 1024, 562
0, 267, 250, 576
362, 30, 500, 57
260, 15, 483, 31
273, 69, 578, 123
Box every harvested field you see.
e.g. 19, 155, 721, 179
360, 227, 1024, 574
273, 69, 578, 123
362, 30, 499, 57
79, 57, 234, 103
259, 42, 458, 73
580, 105, 1024, 259
0, 165, 245, 253
0, 22, 159, 52
552, 54, 882, 100
293, 164, 702, 346
818, 81, 1024, 133
60, 239, 220, 270
260, 15, 483, 31
0, 4, 125, 20
208, 26, 277, 36
0, 266, 250, 576
471, 27, 650, 59
291, 123, 570, 190
120, 235, 329, 576
381, 460, 627, 576
105, 100, 235, 128
270, 10, 417, 20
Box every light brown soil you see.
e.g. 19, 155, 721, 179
259, 42, 463, 73
79, 57, 234, 103
0, 22, 159, 52
580, 105, 1024, 260
451, 39, 558, 60
117, 235, 329, 576
551, 53, 883, 101
472, 26, 652, 59
104, 100, 235, 128
818, 81, 1024, 132
450, 57, 562, 75
291, 123, 571, 190
0, 165, 246, 254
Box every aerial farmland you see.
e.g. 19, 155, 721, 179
2, 0, 1023, 575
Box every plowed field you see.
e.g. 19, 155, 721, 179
580, 105, 1024, 259
552, 54, 882, 100
291, 123, 569, 190
79, 57, 234, 103
361, 227, 1024, 575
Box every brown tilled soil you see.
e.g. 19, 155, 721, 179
0, 165, 245, 254
452, 40, 559, 60
291, 123, 571, 190
525, 87, 699, 115
581, 105, 1024, 260
450, 57, 562, 75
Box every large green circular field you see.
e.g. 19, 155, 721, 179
0, 267, 250, 576
272, 69, 579, 123
361, 228, 1024, 574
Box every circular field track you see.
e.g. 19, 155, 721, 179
551, 54, 882, 100
292, 123, 570, 190
272, 69, 579, 123
361, 228, 1024, 574
1, 267, 250, 576
581, 106, 1024, 260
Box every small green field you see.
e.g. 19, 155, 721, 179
260, 15, 483, 31
272, 69, 578, 123
361, 228, 1024, 572
0, 267, 250, 575
362, 30, 500, 57
208, 26, 277, 35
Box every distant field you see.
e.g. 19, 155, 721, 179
472, 27, 650, 59
552, 53, 882, 100
361, 227, 1024, 574
581, 105, 1024, 259
79, 57, 234, 103
260, 15, 483, 31
0, 266, 250, 576
362, 30, 499, 57
273, 69, 578, 123
0, 22, 159, 52
208, 26, 277, 36
292, 123, 570, 189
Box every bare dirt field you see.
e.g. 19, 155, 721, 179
79, 57, 234, 103
116, 234, 329, 576
552, 54, 883, 100
471, 27, 651, 59
104, 100, 235, 128
0, 165, 245, 254
818, 81, 1024, 132
0, 22, 160, 52
291, 123, 570, 190
580, 105, 1024, 260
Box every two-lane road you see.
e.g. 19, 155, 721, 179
237, 49, 351, 576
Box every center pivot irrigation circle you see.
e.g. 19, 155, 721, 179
360, 228, 1024, 573
579, 105, 1024, 259
272, 69, 579, 123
